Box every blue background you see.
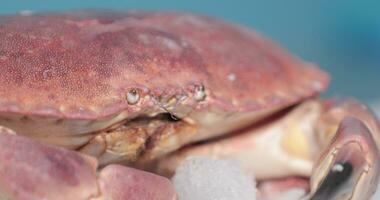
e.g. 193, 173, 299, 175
1, 0, 379, 103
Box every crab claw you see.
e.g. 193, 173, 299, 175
0, 127, 177, 200
307, 100, 380, 200
96, 164, 177, 200
308, 117, 379, 200
0, 127, 99, 200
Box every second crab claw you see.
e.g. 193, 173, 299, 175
155, 99, 380, 200
0, 127, 177, 200
308, 117, 379, 200
307, 99, 380, 200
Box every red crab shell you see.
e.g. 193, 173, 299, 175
0, 11, 328, 124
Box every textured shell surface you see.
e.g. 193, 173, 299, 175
0, 11, 329, 120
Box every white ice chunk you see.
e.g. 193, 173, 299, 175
172, 156, 256, 200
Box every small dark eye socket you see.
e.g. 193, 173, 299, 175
311, 162, 353, 200
163, 112, 181, 122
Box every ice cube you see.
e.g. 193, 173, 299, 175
172, 156, 256, 200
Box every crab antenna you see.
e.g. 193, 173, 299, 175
150, 94, 182, 121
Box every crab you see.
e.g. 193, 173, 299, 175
0, 10, 379, 200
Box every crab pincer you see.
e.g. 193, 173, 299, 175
308, 100, 380, 199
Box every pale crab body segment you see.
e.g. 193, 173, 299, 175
0, 11, 378, 200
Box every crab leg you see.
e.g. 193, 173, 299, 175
0, 127, 177, 200
257, 177, 309, 200
155, 99, 380, 199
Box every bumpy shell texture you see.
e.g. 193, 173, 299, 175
0, 11, 329, 119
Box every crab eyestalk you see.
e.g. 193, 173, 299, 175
308, 117, 380, 199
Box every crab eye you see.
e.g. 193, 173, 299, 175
194, 85, 206, 101
126, 89, 140, 105
311, 162, 353, 200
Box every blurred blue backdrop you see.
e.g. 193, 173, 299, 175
1, 0, 379, 103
